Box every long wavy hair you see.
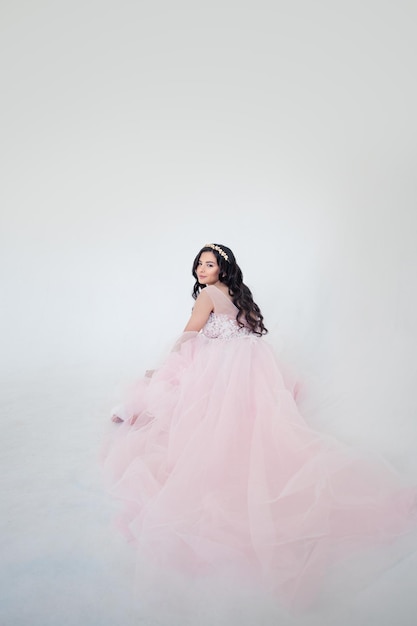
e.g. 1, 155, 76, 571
192, 244, 268, 336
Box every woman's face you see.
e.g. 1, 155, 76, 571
196, 251, 221, 286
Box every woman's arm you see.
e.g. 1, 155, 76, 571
183, 289, 213, 332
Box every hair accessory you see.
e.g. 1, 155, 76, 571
204, 243, 229, 262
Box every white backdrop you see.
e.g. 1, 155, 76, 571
1, 2, 417, 625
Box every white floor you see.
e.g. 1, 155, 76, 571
1, 362, 417, 626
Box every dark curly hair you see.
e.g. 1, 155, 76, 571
192, 244, 268, 336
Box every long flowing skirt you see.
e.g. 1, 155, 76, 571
101, 332, 417, 609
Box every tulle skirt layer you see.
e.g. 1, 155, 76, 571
102, 332, 417, 609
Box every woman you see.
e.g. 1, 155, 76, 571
103, 243, 417, 610
184, 243, 267, 335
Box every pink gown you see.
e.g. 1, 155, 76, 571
102, 285, 417, 609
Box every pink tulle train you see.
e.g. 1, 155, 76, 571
102, 327, 416, 608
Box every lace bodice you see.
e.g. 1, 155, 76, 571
202, 312, 252, 340
195, 285, 254, 340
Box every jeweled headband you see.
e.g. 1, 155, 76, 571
204, 243, 229, 262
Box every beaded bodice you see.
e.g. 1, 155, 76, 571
196, 285, 254, 340
202, 312, 252, 340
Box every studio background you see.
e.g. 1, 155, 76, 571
1, 1, 417, 625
